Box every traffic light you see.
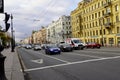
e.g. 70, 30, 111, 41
0, 0, 4, 13
5, 13, 10, 32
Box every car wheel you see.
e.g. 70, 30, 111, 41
97, 47, 100, 49
92, 46, 94, 49
70, 49, 73, 52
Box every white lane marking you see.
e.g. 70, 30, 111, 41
24, 56, 120, 72
31, 59, 43, 64
37, 52, 70, 63
75, 50, 120, 56
65, 52, 102, 58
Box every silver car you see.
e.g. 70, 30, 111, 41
33, 45, 41, 50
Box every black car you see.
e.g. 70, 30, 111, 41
58, 43, 73, 52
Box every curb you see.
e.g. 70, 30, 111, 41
16, 48, 31, 80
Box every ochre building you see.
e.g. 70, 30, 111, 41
71, 0, 120, 46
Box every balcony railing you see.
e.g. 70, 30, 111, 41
104, 12, 111, 17
104, 22, 112, 28
104, 2, 111, 8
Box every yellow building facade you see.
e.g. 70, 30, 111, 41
71, 0, 120, 47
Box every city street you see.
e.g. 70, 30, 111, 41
17, 47, 120, 80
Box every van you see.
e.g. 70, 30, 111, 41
65, 38, 85, 50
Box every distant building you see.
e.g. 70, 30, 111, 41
30, 27, 46, 44
46, 15, 72, 43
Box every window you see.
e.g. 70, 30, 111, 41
98, 2, 100, 8
115, 5, 119, 11
98, 12, 100, 17
106, 8, 111, 13
96, 30, 98, 35
96, 21, 98, 26
101, 1, 104, 6
116, 15, 119, 22
89, 15, 91, 20
103, 29, 106, 35
117, 27, 120, 33
92, 14, 94, 19
95, 4, 96, 9
102, 10, 104, 16
92, 22, 94, 27
107, 18, 110, 23
62, 22, 64, 25
108, 29, 112, 34
92, 6, 93, 10
95, 13, 97, 18
100, 30, 102, 35
90, 23, 91, 28
93, 31, 95, 36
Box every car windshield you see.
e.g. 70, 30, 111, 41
73, 40, 82, 43
34, 45, 40, 47
63, 44, 70, 47
48, 46, 57, 48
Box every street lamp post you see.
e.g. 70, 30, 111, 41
99, 17, 104, 46
11, 14, 15, 52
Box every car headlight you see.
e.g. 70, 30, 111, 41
58, 48, 60, 50
50, 49, 54, 51
63, 47, 66, 48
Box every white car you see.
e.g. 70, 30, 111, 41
33, 45, 41, 50
25, 45, 32, 49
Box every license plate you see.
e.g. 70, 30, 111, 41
54, 51, 58, 52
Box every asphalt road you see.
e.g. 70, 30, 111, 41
17, 47, 120, 80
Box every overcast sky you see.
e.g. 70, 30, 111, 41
1, 0, 82, 42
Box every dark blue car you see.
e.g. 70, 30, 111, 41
45, 44, 61, 55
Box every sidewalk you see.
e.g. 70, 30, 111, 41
2, 48, 25, 80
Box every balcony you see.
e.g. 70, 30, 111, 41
104, 22, 112, 28
104, 12, 111, 17
104, 2, 111, 8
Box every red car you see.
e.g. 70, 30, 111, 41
86, 42, 101, 49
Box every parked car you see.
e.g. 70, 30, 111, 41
45, 44, 61, 55
41, 44, 47, 49
33, 45, 41, 51
86, 42, 101, 49
58, 43, 73, 52
25, 45, 32, 49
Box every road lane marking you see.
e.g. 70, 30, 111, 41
65, 52, 102, 58
31, 59, 43, 64
24, 56, 120, 72
74, 50, 120, 55
37, 53, 70, 63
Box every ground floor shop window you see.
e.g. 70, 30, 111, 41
117, 37, 120, 46
109, 38, 114, 46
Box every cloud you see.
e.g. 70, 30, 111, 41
3, 0, 81, 42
